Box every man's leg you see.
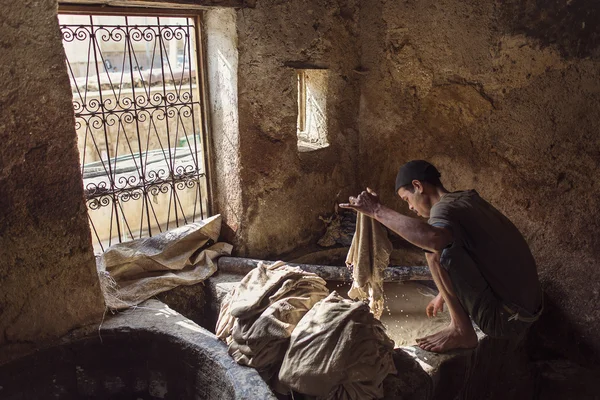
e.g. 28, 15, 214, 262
416, 251, 478, 352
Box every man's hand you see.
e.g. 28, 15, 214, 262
339, 188, 381, 218
340, 187, 451, 252
426, 293, 445, 317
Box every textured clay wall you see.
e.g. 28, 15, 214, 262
358, 0, 600, 363
205, 8, 244, 247
0, 0, 104, 359
234, 0, 361, 258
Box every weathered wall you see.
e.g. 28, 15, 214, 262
205, 8, 244, 248
0, 0, 104, 359
234, 0, 361, 258
358, 0, 600, 363
1, 0, 597, 370
59, 0, 254, 9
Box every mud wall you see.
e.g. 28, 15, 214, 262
357, 0, 600, 363
0, 0, 105, 360
1, 0, 598, 368
205, 8, 244, 247
234, 0, 361, 258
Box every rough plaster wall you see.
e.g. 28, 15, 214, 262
205, 9, 244, 248
358, 0, 600, 363
58, 0, 253, 8
235, 0, 361, 258
0, 0, 104, 355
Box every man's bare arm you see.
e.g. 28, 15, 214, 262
340, 188, 452, 252
373, 204, 452, 252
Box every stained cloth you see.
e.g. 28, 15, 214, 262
216, 261, 329, 382
345, 212, 393, 319
97, 214, 231, 310
279, 291, 397, 400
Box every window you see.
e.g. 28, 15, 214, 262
296, 69, 329, 152
59, 9, 211, 253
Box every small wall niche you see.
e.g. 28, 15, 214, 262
296, 69, 329, 152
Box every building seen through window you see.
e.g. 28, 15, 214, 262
59, 12, 210, 253
297, 69, 329, 152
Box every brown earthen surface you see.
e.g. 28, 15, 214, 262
1, 0, 599, 372
59, 0, 254, 9
205, 8, 245, 249
357, 0, 600, 362
0, 0, 104, 355
234, 0, 361, 258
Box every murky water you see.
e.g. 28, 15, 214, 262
327, 281, 451, 347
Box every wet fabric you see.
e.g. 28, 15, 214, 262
279, 291, 397, 400
97, 214, 231, 310
216, 261, 329, 382
345, 212, 393, 319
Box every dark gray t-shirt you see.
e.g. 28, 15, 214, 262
428, 190, 542, 314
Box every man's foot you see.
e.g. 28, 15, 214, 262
416, 324, 478, 353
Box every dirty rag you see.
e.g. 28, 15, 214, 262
345, 212, 393, 319
216, 261, 330, 383
97, 214, 231, 309
279, 291, 397, 400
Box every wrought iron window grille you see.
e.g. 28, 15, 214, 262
59, 11, 211, 254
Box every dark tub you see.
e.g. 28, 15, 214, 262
0, 300, 275, 400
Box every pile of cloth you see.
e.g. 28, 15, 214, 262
280, 291, 396, 399
97, 214, 231, 309
216, 261, 397, 399
216, 261, 330, 384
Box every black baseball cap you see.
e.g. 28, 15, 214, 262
395, 160, 441, 192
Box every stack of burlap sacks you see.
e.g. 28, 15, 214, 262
216, 259, 397, 399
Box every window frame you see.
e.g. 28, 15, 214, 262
58, 4, 215, 252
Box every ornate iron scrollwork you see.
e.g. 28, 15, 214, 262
60, 14, 208, 252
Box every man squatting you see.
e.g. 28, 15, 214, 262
341, 160, 543, 352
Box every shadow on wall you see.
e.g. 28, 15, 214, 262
500, 0, 600, 58
527, 290, 599, 367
